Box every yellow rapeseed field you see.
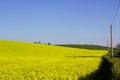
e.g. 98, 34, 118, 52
0, 40, 107, 80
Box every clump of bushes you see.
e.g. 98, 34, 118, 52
34, 41, 52, 45
34, 41, 41, 44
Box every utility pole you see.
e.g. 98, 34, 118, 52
107, 40, 109, 54
110, 24, 113, 57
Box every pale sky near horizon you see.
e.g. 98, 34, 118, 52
0, 0, 120, 47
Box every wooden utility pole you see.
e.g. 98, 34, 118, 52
107, 40, 109, 54
110, 25, 113, 57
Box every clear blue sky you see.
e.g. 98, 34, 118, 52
0, 0, 120, 46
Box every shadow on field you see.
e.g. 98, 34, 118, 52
66, 56, 101, 58
79, 57, 113, 80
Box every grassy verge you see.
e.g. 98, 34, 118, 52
105, 56, 120, 80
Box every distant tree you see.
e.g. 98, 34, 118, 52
116, 43, 120, 48
48, 42, 51, 45
38, 42, 41, 44
34, 41, 37, 44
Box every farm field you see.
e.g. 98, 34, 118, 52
0, 40, 107, 80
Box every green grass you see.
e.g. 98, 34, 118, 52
105, 57, 120, 80
0, 40, 107, 80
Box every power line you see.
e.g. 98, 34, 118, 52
110, 0, 120, 57
111, 0, 120, 25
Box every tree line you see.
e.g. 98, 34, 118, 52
34, 41, 51, 45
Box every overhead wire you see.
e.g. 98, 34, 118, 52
111, 0, 120, 25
